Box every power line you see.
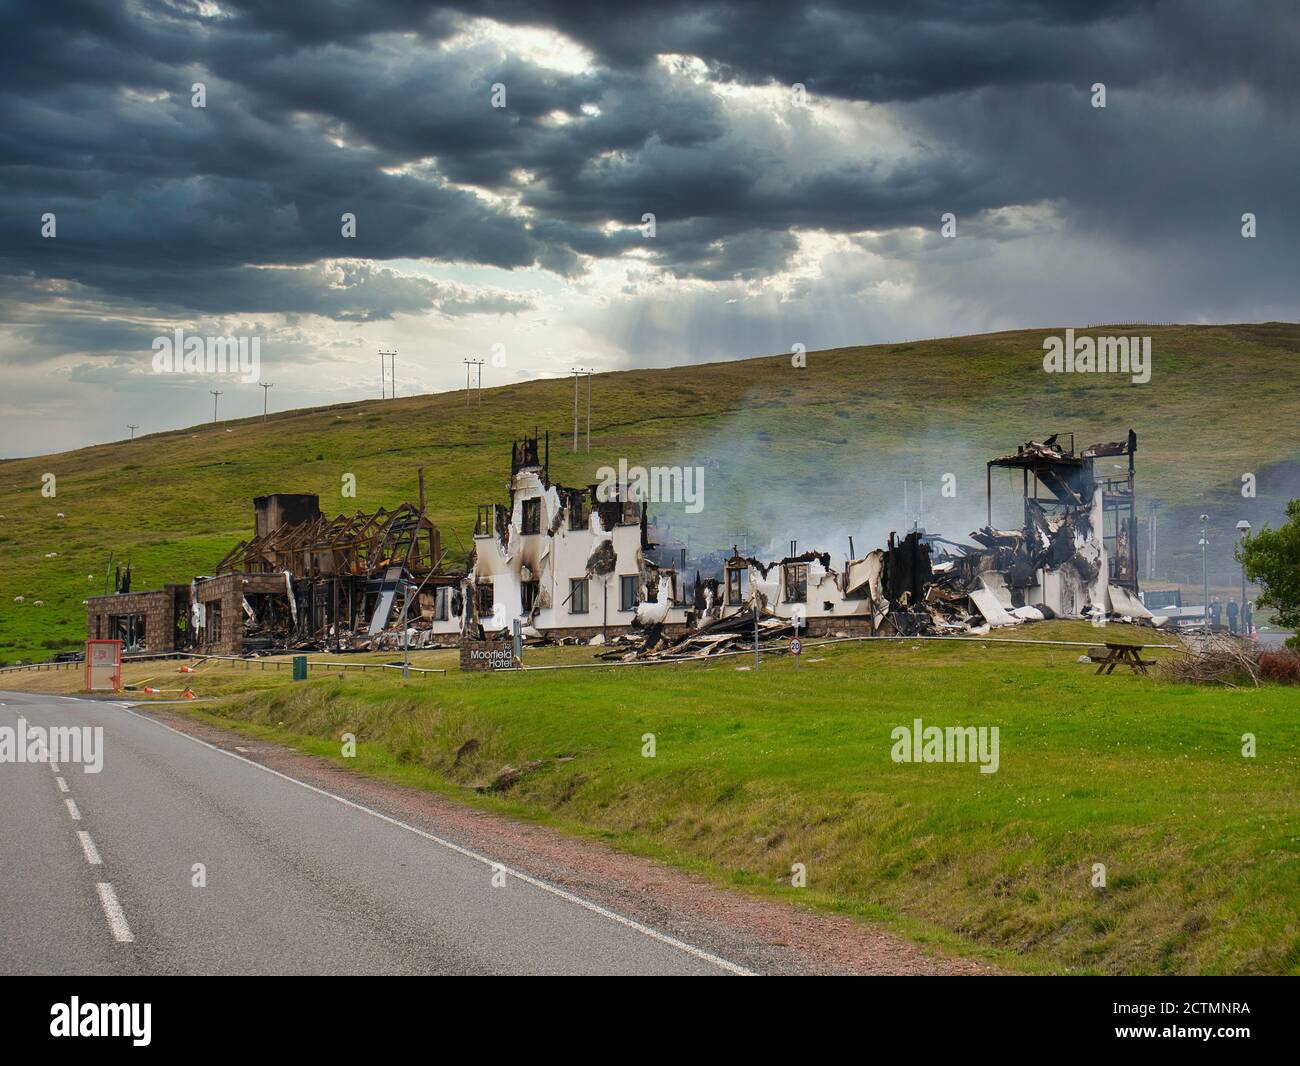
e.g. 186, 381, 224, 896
209, 390, 223, 423
126, 424, 138, 440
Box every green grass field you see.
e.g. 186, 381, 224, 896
3, 322, 1300, 663
5, 622, 1295, 975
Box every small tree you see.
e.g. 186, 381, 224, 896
1237, 499, 1300, 650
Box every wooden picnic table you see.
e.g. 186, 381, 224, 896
1092, 642, 1155, 675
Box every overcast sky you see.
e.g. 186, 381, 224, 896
2, 0, 1297, 456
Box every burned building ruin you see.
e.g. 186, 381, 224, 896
85, 429, 1151, 659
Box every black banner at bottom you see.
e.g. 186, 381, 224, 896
0, 976, 1290, 1053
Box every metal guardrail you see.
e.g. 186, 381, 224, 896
191, 654, 446, 676
0, 651, 192, 675
4, 632, 1181, 680
0, 651, 446, 677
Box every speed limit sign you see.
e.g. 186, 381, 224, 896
789, 637, 802, 655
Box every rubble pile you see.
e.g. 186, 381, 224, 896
597, 607, 798, 662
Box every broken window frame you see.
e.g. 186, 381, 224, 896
726, 566, 745, 606
521, 498, 542, 535
569, 577, 589, 615
476, 582, 494, 616
205, 600, 223, 643
109, 613, 146, 647
522, 579, 539, 613
619, 575, 639, 612
475, 504, 495, 537
568, 492, 589, 531
783, 563, 808, 604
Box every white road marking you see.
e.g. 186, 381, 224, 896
65, 798, 81, 821
95, 882, 134, 942
78, 831, 103, 865
56, 776, 69, 793
123, 706, 753, 976
50, 762, 60, 773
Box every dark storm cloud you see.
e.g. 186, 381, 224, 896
0, 0, 1297, 322
453, 0, 1300, 104
0, 264, 531, 369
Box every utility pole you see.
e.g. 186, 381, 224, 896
585, 367, 593, 452
725, 531, 751, 554
1146, 500, 1160, 581
209, 390, 223, 423
401, 575, 410, 680
571, 367, 581, 451
1199, 514, 1210, 633
463, 359, 483, 407
126, 424, 138, 440
258, 382, 274, 422
903, 478, 924, 531
379, 349, 396, 399
1237, 519, 1252, 638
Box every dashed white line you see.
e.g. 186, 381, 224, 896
65, 797, 81, 821
50, 762, 60, 773
55, 775, 69, 793
123, 705, 753, 976
95, 882, 134, 942
78, 831, 103, 865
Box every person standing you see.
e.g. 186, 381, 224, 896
1227, 598, 1239, 635
1210, 596, 1222, 630
1243, 599, 1253, 638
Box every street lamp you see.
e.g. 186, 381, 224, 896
1199, 514, 1210, 633
1236, 519, 1251, 638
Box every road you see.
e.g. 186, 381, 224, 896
0, 691, 744, 976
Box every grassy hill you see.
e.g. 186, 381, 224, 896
3, 322, 1300, 662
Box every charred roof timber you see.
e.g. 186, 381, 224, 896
511, 431, 548, 477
